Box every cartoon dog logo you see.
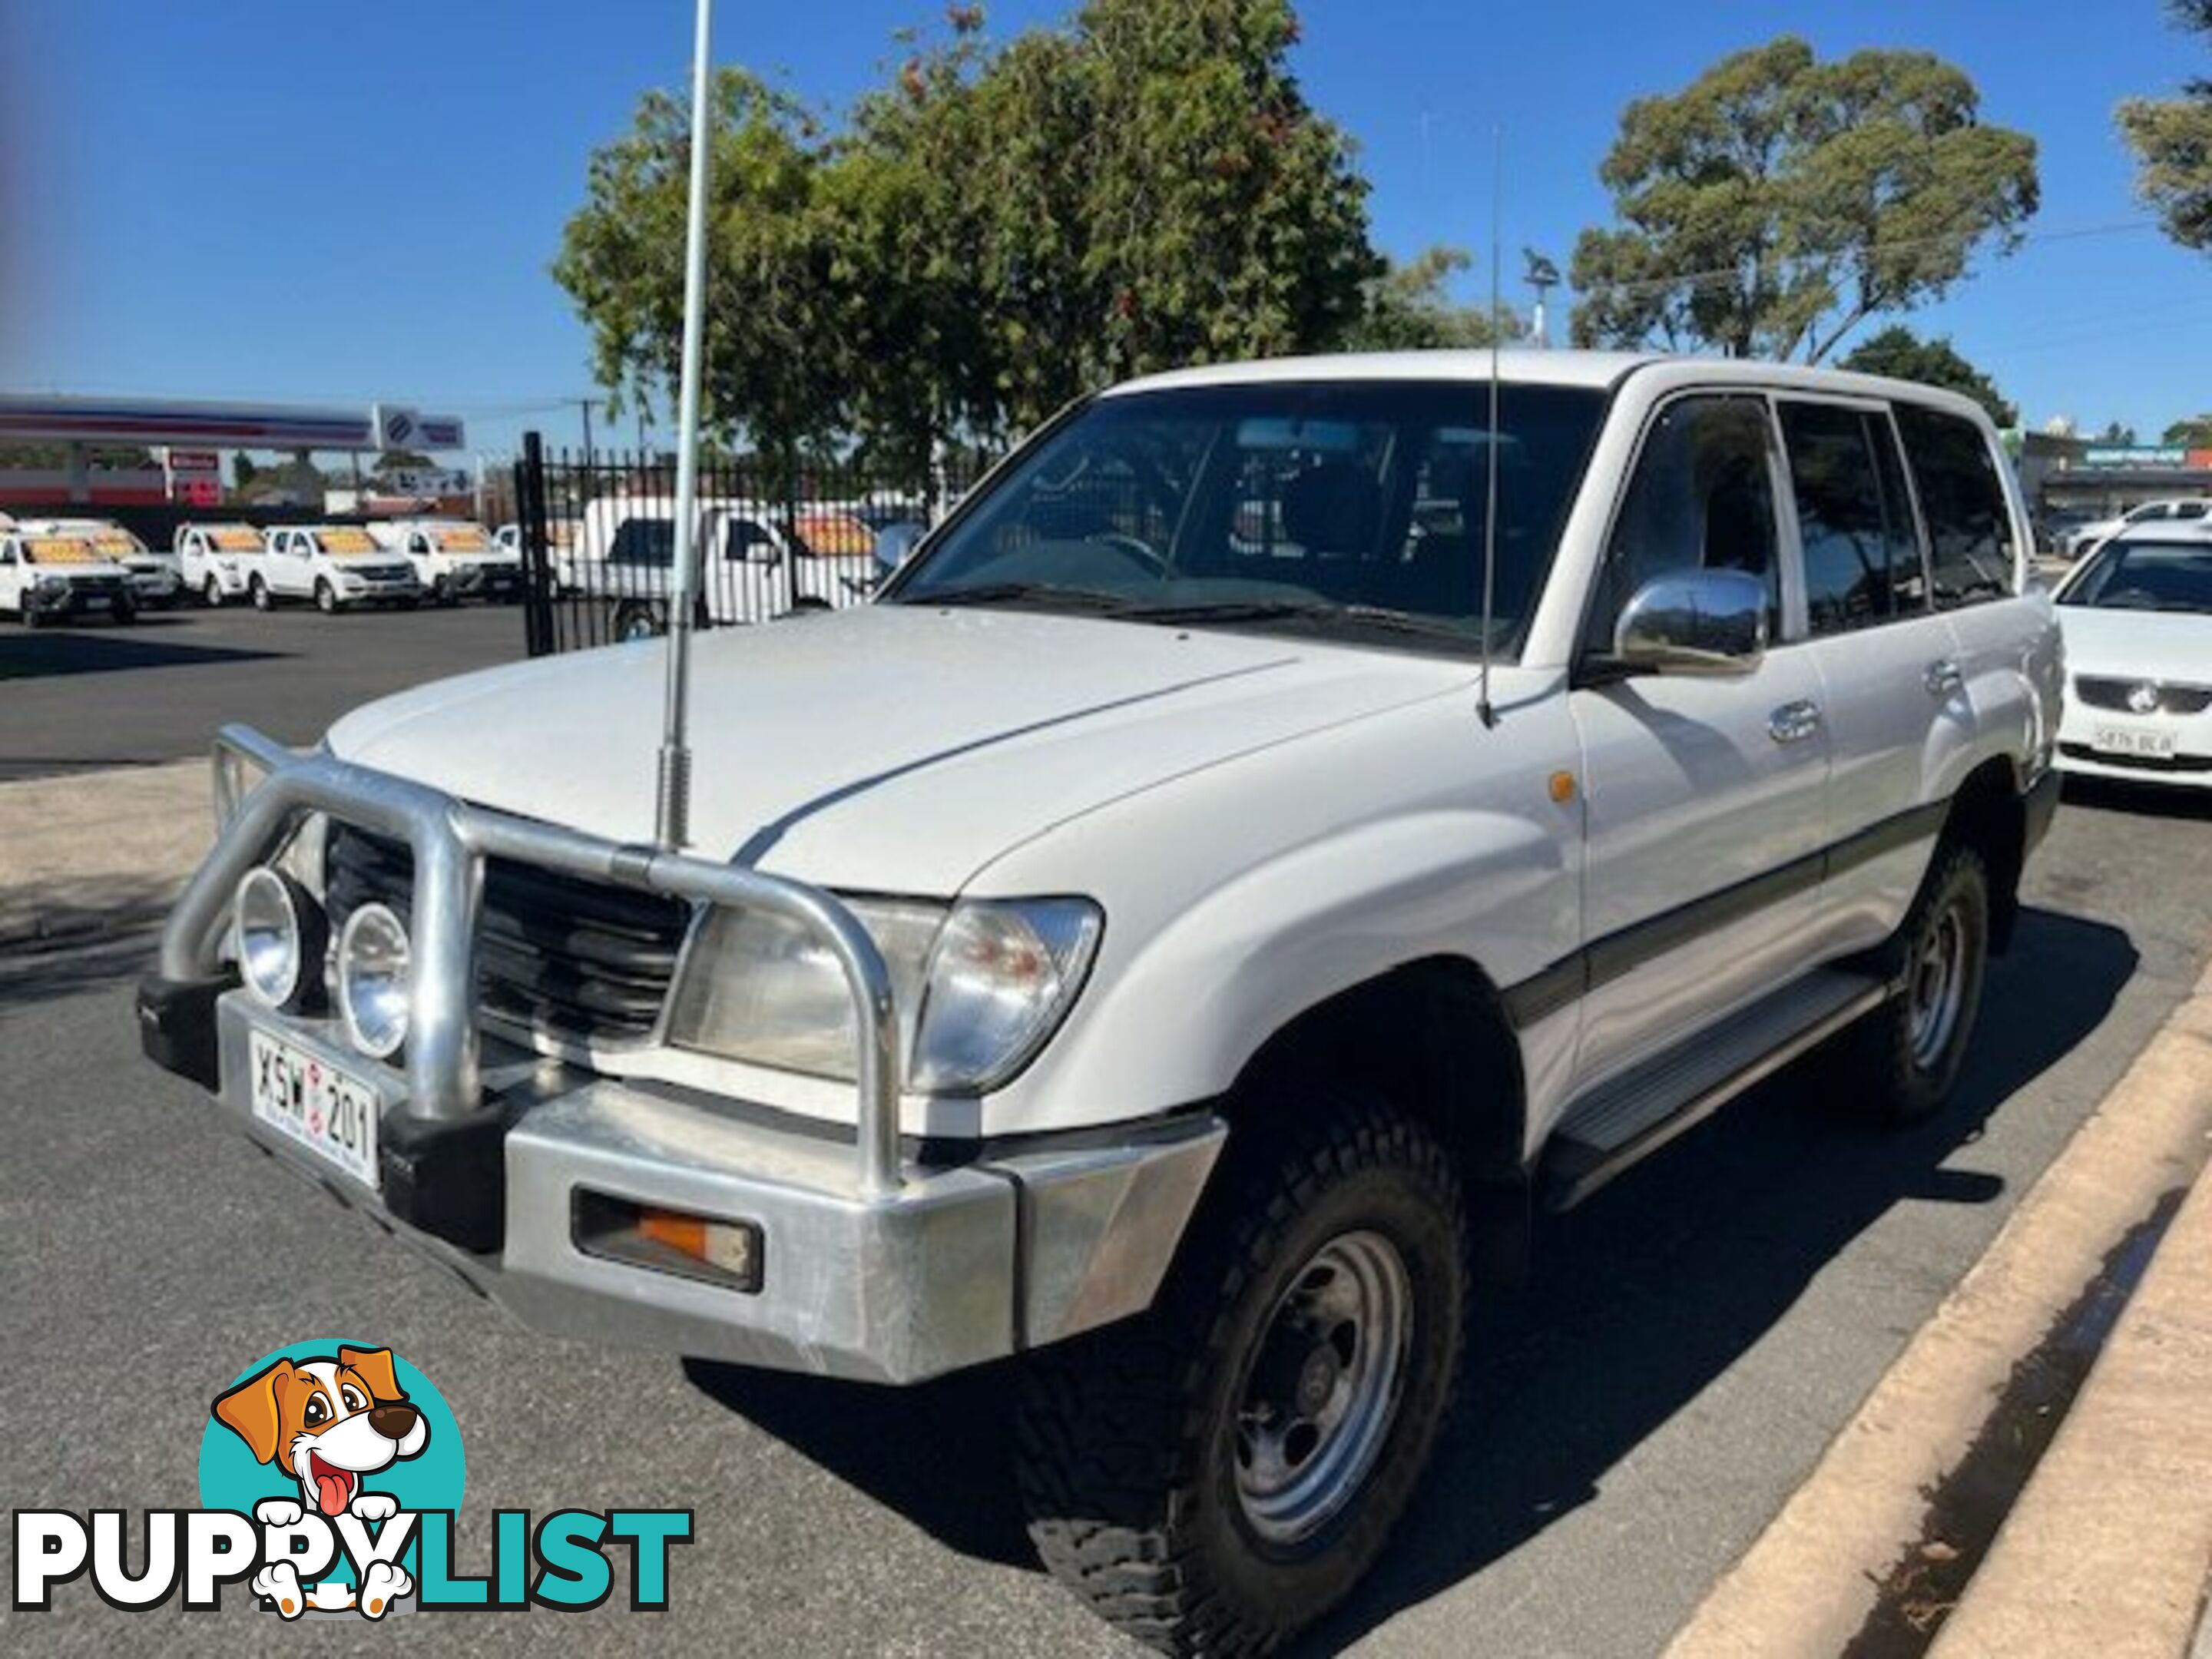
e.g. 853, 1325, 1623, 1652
212, 1345, 427, 1618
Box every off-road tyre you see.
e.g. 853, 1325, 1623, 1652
1016, 1087, 1467, 1656
1844, 843, 1990, 1125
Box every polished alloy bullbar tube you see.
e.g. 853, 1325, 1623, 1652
163, 724, 907, 1198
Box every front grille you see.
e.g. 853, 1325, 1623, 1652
2059, 742, 2212, 774
326, 824, 692, 1044
2074, 676, 2212, 716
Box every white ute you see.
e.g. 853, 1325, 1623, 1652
573, 493, 879, 639
17, 516, 182, 607
175, 522, 269, 606
369, 518, 522, 605
242, 524, 421, 613
1, 528, 139, 625
142, 351, 2061, 1653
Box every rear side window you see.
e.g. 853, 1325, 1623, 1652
1588, 394, 1780, 651
1778, 402, 1928, 636
1895, 406, 2013, 609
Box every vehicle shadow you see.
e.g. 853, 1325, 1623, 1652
683, 905, 2140, 1638
0, 628, 283, 681
2060, 774, 2212, 823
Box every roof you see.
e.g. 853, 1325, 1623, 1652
1101, 349, 1997, 422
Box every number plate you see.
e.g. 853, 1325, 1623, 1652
2091, 726, 2177, 759
247, 1031, 381, 1190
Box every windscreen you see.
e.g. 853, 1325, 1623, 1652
889, 380, 1608, 655
2060, 538, 2212, 614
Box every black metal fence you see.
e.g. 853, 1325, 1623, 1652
512, 435, 988, 657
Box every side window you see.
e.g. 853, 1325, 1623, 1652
724, 519, 775, 561
1778, 401, 1927, 636
1589, 394, 1780, 651
1896, 405, 2015, 609
409, 535, 429, 554
2173, 502, 2208, 522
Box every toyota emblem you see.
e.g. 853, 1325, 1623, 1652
2127, 682, 2162, 715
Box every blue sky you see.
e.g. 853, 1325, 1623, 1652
5, 0, 2207, 457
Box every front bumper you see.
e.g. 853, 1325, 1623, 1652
26, 581, 127, 616
138, 728, 1224, 1383
2055, 707, 2212, 789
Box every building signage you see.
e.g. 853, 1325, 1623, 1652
2081, 445, 2187, 468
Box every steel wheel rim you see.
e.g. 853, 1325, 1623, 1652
1907, 906, 1966, 1071
1232, 1229, 1412, 1546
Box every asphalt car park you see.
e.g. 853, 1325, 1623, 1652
0, 605, 525, 781
0, 664, 2207, 1651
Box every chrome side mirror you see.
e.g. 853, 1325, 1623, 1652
1613, 568, 1770, 675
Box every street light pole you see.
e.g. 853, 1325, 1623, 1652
655, 0, 714, 850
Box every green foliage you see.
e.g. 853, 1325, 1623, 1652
2095, 420, 2139, 446
2120, 2, 2212, 253
554, 2, 1379, 465
1836, 326, 2016, 425
2163, 414, 2212, 445
1340, 247, 1518, 351
1570, 37, 2038, 362
373, 449, 435, 474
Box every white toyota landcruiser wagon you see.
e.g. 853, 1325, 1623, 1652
141, 351, 2061, 1654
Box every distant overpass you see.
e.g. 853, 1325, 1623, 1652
0, 393, 467, 505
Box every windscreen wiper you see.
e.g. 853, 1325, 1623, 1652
1127, 596, 1482, 642
906, 581, 1146, 613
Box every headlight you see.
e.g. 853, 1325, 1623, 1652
337, 902, 411, 1059
35, 574, 69, 594
234, 867, 326, 1011
667, 896, 1101, 1093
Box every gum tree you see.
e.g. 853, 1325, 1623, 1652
1571, 38, 2039, 363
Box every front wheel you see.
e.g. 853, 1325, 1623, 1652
250, 576, 273, 611
1843, 844, 1990, 1124
1017, 1088, 1466, 1655
202, 576, 226, 608
432, 574, 455, 607
314, 578, 340, 614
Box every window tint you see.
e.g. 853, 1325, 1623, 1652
1895, 406, 2013, 609
1779, 402, 1926, 636
2173, 502, 2208, 521
1590, 395, 1780, 651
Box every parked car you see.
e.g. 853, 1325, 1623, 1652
2050, 531, 2212, 788
16, 516, 182, 607
243, 525, 420, 612
369, 518, 522, 604
572, 494, 876, 639
0, 529, 137, 625
176, 522, 269, 607
2061, 497, 2212, 559
141, 350, 2061, 1655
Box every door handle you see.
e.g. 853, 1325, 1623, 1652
1926, 657, 1964, 697
1768, 700, 1823, 745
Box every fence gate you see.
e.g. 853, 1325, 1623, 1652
513, 430, 969, 660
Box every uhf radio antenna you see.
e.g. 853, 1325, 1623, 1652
1476, 124, 1502, 730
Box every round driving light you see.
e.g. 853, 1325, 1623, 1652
234, 867, 323, 1011
337, 902, 412, 1059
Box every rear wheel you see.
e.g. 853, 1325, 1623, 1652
1843, 844, 1990, 1124
1017, 1086, 1466, 1656
612, 599, 664, 642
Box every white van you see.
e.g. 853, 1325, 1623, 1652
243, 525, 421, 613
572, 493, 878, 638
0, 530, 138, 625
368, 518, 522, 604
17, 517, 182, 607
175, 522, 268, 606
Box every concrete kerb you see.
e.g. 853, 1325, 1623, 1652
1667, 961, 2212, 1658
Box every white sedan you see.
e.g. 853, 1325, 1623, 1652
2053, 532, 2212, 787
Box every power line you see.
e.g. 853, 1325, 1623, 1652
1573, 217, 2159, 303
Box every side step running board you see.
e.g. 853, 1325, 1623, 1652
1542, 968, 1895, 1210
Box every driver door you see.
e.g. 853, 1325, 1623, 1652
1566, 392, 1832, 1093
